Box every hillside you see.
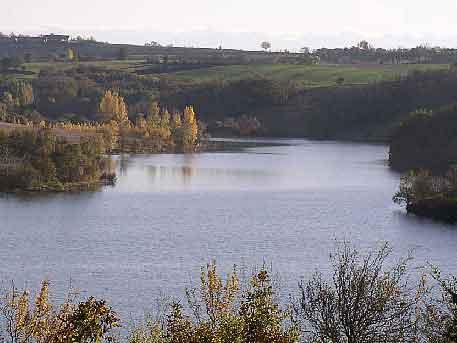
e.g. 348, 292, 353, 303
8, 58, 448, 85
0, 38, 306, 65
1, 38, 455, 143
160, 68, 457, 140
167, 63, 447, 86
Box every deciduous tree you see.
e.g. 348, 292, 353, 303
261, 41, 271, 52
98, 90, 129, 124
181, 106, 199, 151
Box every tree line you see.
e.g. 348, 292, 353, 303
97, 90, 200, 153
313, 43, 457, 65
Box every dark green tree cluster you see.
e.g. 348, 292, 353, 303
0, 56, 24, 72
0, 129, 114, 192
313, 44, 457, 64
0, 79, 35, 119
390, 105, 457, 171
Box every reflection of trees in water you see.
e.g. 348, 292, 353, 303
147, 165, 195, 186
146, 159, 277, 189
118, 154, 132, 176
145, 154, 196, 187
181, 154, 195, 185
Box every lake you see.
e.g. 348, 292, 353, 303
0, 138, 456, 320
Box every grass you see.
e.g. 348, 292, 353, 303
168, 63, 450, 87
8, 60, 146, 79
4, 60, 450, 88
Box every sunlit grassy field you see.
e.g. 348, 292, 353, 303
10, 60, 449, 87
23, 59, 145, 74
169, 63, 449, 87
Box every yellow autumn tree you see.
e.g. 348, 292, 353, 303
17, 82, 34, 107
181, 106, 199, 151
135, 114, 147, 130
170, 111, 183, 147
159, 108, 172, 141
67, 48, 76, 61
172, 111, 182, 131
98, 90, 129, 125
146, 101, 161, 129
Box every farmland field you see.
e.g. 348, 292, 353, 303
14, 60, 450, 87
167, 63, 449, 87
16, 59, 147, 78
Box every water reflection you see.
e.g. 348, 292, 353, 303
145, 164, 277, 189
112, 151, 286, 192
147, 166, 195, 186
118, 154, 132, 176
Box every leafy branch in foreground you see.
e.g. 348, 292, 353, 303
129, 261, 298, 343
0, 280, 119, 343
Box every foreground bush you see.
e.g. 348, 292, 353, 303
297, 242, 420, 342
0, 280, 119, 343
128, 261, 299, 343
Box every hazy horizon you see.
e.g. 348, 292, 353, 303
3, 1, 457, 50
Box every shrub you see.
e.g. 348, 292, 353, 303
128, 261, 298, 343
0, 280, 119, 343
296, 242, 421, 343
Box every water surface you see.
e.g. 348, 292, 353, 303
0, 139, 456, 318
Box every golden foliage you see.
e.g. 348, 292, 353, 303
1, 100, 202, 155
129, 261, 298, 343
98, 90, 129, 125
0, 280, 119, 343
181, 106, 199, 151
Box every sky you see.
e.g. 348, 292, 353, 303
2, 0, 457, 50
